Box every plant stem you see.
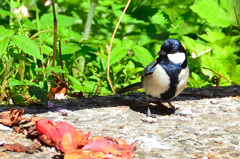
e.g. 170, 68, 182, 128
234, 6, 240, 32
58, 40, 65, 81
107, 0, 132, 94
52, 0, 57, 67
83, 0, 98, 40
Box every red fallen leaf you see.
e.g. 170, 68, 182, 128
36, 119, 136, 158
36, 119, 90, 149
3, 141, 41, 154
36, 119, 62, 146
65, 136, 136, 159
81, 136, 136, 158
0, 108, 30, 126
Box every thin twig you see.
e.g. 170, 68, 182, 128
234, 6, 240, 32
52, 0, 57, 67
107, 0, 132, 94
202, 67, 231, 87
58, 40, 65, 81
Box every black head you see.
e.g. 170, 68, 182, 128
158, 39, 186, 55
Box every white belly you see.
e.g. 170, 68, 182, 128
142, 65, 189, 99
142, 65, 170, 98
174, 67, 189, 97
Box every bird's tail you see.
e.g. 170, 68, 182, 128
117, 82, 142, 94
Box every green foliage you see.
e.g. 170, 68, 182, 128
0, 0, 239, 105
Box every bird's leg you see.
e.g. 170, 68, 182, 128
168, 101, 176, 109
167, 101, 179, 113
147, 96, 152, 116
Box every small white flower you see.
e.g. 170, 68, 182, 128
12, 5, 29, 20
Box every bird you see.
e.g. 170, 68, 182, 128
117, 38, 189, 116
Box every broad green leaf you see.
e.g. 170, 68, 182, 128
201, 54, 231, 84
190, 0, 239, 27
67, 75, 82, 90
121, 39, 136, 50
8, 79, 25, 86
60, 43, 81, 55
150, 10, 168, 24
198, 30, 226, 43
0, 9, 13, 18
10, 52, 32, 62
46, 66, 68, 73
132, 46, 154, 67
110, 46, 128, 65
0, 27, 14, 38
0, 37, 8, 56
40, 13, 77, 29
12, 35, 43, 61
182, 36, 211, 57
24, 80, 42, 87
138, 34, 154, 46
81, 81, 96, 92
231, 65, 240, 84
29, 85, 48, 105
41, 44, 53, 56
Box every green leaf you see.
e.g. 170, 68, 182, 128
110, 46, 128, 65
0, 37, 8, 56
11, 35, 43, 61
9, 79, 25, 86
200, 54, 231, 84
40, 13, 77, 29
198, 30, 226, 43
132, 46, 154, 67
60, 43, 81, 55
138, 34, 154, 46
150, 10, 168, 24
121, 39, 136, 50
46, 66, 68, 73
0, 9, 13, 18
29, 85, 48, 105
0, 27, 14, 38
68, 75, 81, 86
190, 0, 239, 27
182, 36, 211, 57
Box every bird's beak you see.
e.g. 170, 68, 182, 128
158, 50, 166, 56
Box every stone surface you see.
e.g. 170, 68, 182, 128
0, 85, 240, 159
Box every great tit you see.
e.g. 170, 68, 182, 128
117, 39, 189, 115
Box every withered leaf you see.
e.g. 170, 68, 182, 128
3, 141, 41, 154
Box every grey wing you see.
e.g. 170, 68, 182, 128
142, 60, 157, 77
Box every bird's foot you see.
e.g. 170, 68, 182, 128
147, 107, 157, 118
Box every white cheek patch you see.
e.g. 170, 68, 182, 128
167, 52, 186, 64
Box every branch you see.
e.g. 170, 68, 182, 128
106, 0, 132, 94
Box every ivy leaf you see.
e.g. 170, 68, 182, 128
11, 35, 43, 61
132, 46, 154, 67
